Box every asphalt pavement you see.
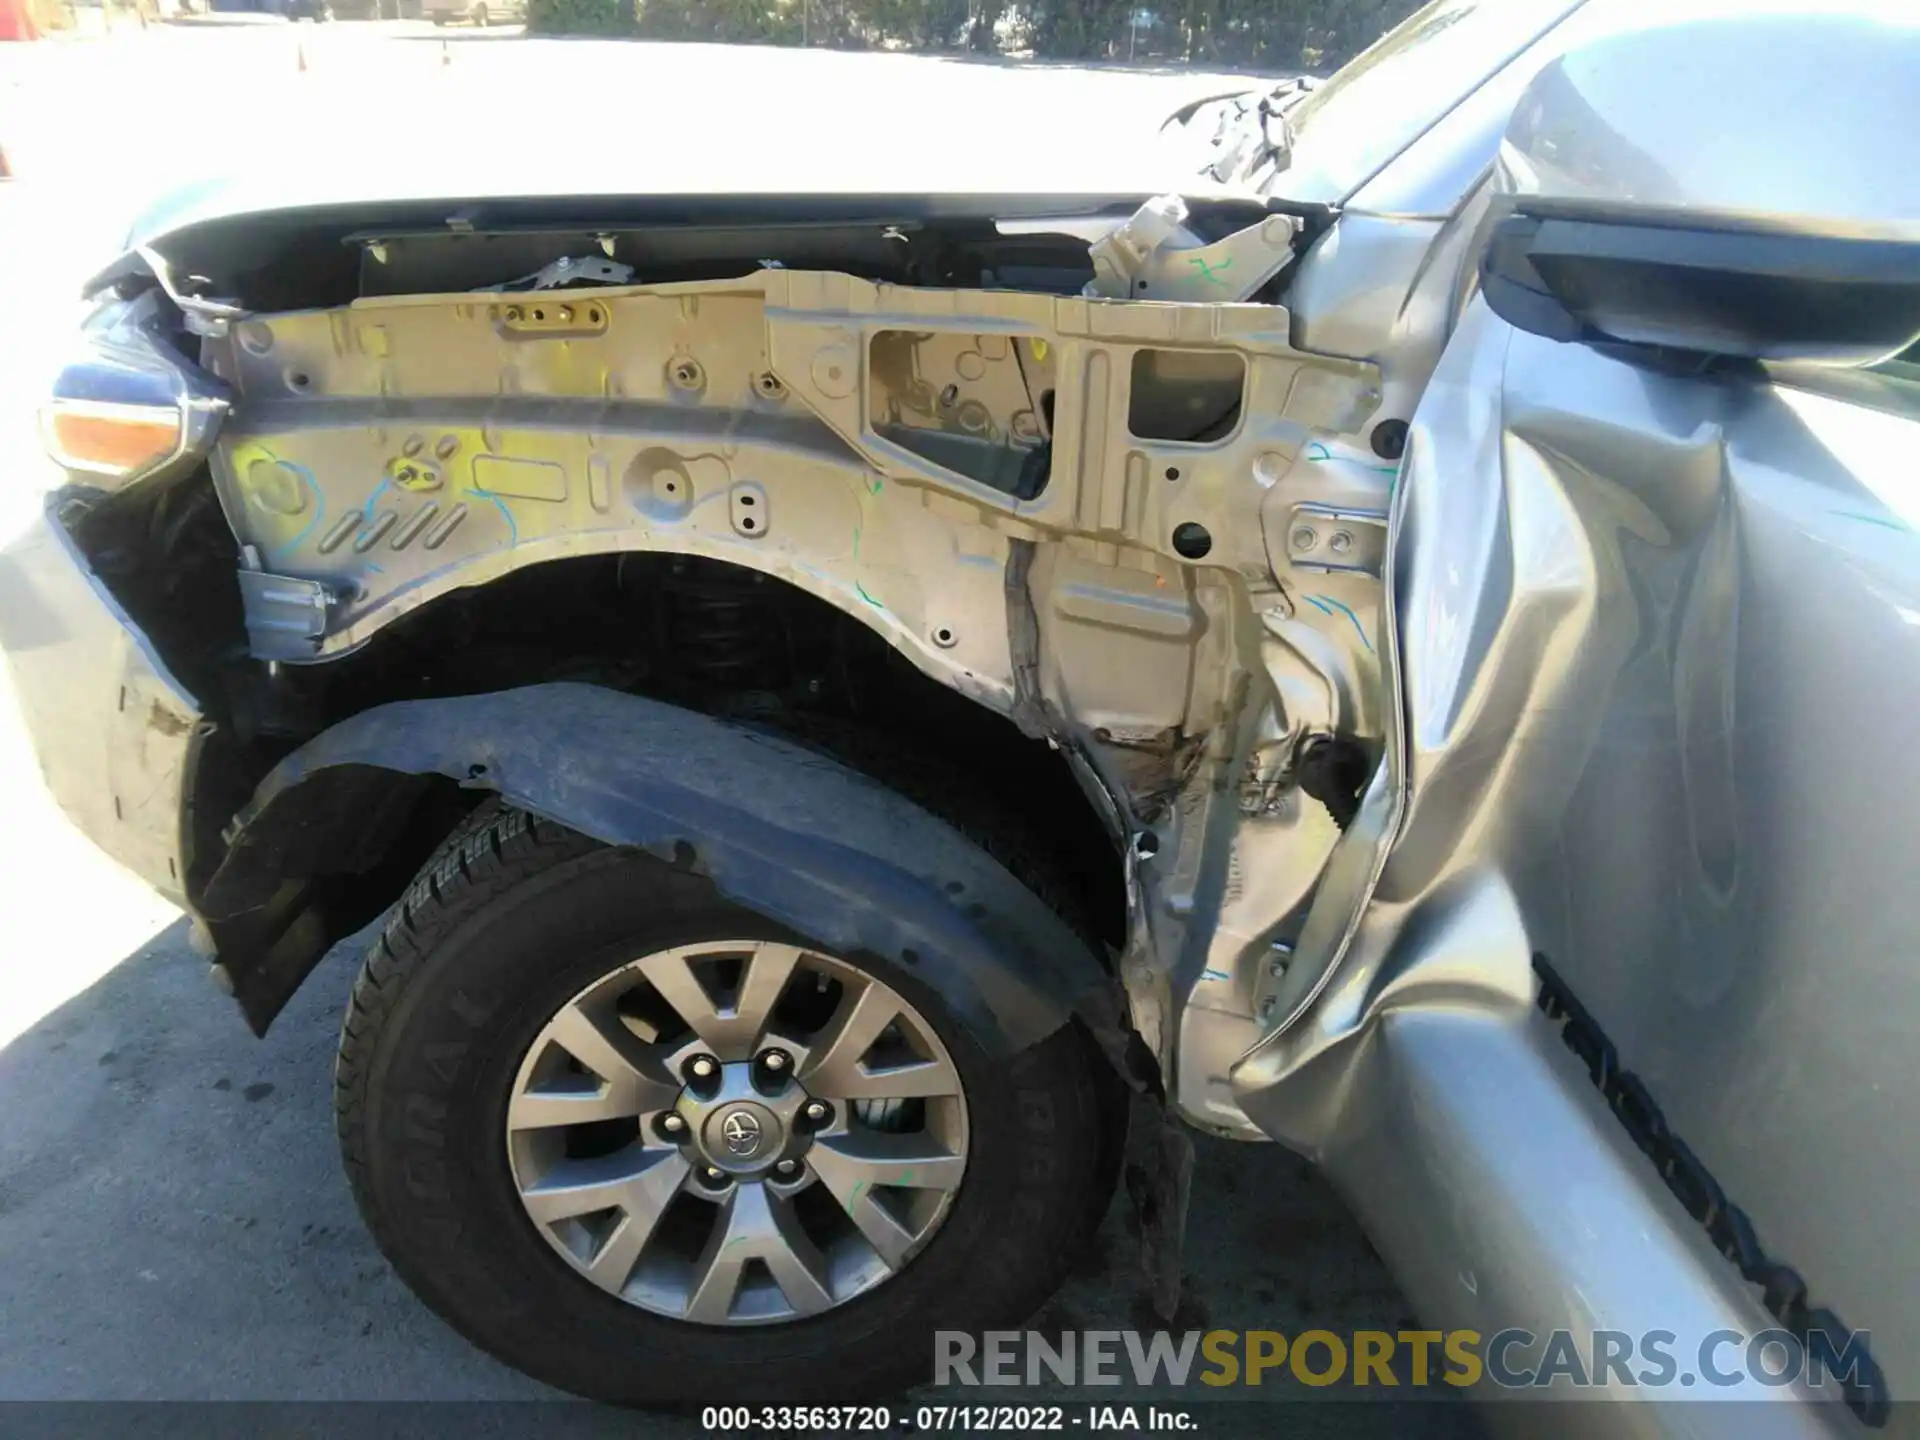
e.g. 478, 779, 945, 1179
0, 23, 1470, 1433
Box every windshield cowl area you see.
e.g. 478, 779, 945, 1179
1244, 0, 1588, 204
1174, 77, 1321, 189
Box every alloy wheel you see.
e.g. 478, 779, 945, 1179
506, 941, 969, 1324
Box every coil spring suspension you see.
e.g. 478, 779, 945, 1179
662, 566, 783, 688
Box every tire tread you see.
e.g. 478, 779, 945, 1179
333, 799, 1124, 1403
335, 803, 599, 1241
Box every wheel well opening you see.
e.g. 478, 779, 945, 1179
196, 552, 1126, 1023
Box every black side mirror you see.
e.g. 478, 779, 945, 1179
1482, 9, 1920, 369
1480, 208, 1920, 368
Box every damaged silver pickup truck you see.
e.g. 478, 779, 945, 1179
5, 0, 1918, 1429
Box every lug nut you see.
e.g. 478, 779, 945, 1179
689, 1056, 716, 1079
776, 1159, 799, 1176
804, 1100, 830, 1123
661, 1113, 686, 1134
704, 1166, 727, 1185
760, 1050, 788, 1073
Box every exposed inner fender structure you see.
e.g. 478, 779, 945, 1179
199, 683, 1117, 1054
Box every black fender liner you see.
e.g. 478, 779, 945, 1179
200, 682, 1113, 1052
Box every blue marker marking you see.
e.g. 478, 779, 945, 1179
360, 477, 392, 523
483, 495, 518, 545
1307, 593, 1373, 652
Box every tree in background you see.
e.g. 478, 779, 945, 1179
537, 0, 1424, 71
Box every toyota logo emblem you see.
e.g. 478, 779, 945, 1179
721, 1110, 764, 1157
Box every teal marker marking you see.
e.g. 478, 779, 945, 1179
1828, 509, 1909, 533
1307, 439, 1398, 474
260, 451, 326, 559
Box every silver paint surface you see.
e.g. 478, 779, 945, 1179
1238, 294, 1920, 1416
0, 501, 202, 907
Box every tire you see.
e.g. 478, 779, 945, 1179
336, 804, 1123, 1404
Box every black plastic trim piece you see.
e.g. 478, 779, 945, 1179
202, 684, 1111, 1051
1481, 210, 1920, 365
1533, 954, 1891, 1426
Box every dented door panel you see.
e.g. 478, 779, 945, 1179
1234, 303, 1917, 1419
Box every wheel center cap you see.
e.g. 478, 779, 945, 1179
703, 1100, 782, 1171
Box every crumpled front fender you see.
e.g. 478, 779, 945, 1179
202, 682, 1112, 1050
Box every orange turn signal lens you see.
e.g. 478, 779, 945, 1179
42, 400, 184, 478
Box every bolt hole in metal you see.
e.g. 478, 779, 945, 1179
507, 941, 968, 1325
932, 626, 957, 649
1370, 418, 1409, 460
1171, 522, 1213, 560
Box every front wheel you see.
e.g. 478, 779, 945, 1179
335, 805, 1121, 1403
